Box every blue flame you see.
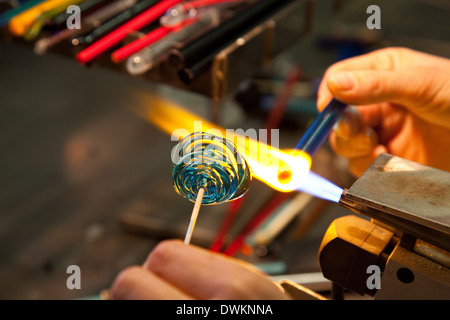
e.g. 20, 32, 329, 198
295, 171, 343, 203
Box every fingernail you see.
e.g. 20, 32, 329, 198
329, 72, 355, 91
333, 116, 352, 140
352, 127, 378, 149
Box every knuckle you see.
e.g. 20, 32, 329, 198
214, 277, 248, 299
366, 69, 381, 87
366, 72, 383, 95
115, 266, 139, 284
145, 240, 179, 270
375, 47, 405, 66
110, 266, 140, 298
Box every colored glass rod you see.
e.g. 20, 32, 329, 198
76, 0, 183, 64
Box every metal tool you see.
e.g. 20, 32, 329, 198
339, 153, 450, 252
318, 153, 450, 299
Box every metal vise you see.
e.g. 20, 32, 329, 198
318, 153, 450, 299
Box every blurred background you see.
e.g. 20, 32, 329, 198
0, 0, 449, 299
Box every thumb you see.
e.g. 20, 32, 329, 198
326, 69, 430, 105
326, 68, 450, 127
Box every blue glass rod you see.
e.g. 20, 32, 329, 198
294, 98, 347, 156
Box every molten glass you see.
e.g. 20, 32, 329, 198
277, 168, 292, 184
172, 132, 252, 205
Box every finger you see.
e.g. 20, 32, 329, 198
353, 103, 386, 129
326, 65, 450, 129
330, 126, 379, 158
332, 104, 386, 139
348, 145, 388, 177
143, 240, 287, 300
333, 106, 361, 140
339, 103, 408, 146
325, 69, 433, 107
317, 48, 402, 110
110, 265, 193, 300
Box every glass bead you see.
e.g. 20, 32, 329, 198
172, 132, 252, 205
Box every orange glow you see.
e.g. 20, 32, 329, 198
277, 168, 292, 184
130, 93, 312, 192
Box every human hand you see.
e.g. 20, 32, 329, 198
109, 239, 290, 300
317, 47, 450, 177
